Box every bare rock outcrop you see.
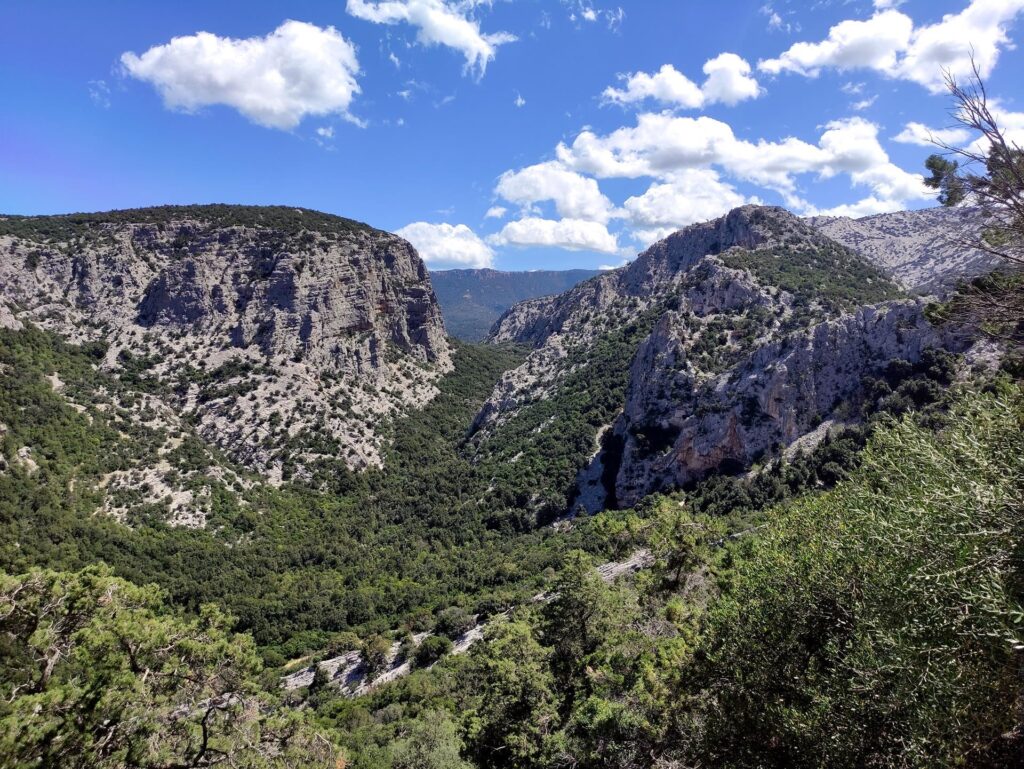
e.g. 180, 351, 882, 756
807, 206, 996, 294
0, 206, 452, 481
600, 301, 965, 509
477, 205, 993, 517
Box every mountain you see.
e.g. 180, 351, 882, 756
430, 267, 601, 341
807, 205, 995, 293
0, 205, 451, 488
473, 205, 990, 515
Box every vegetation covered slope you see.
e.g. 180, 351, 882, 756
0, 326, 651, 663
314, 381, 1023, 769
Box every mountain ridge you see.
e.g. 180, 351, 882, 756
475, 205, 994, 516
0, 204, 451, 492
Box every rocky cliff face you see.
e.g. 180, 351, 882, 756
0, 206, 451, 483
593, 301, 964, 510
476, 205, 989, 515
807, 206, 994, 294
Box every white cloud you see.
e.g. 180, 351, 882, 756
555, 113, 931, 213
484, 206, 508, 219
964, 102, 1024, 153
760, 2, 795, 33
514, 91, 526, 108
897, 0, 1024, 92
759, 10, 913, 77
396, 222, 494, 268
121, 20, 361, 130
759, 1, 1024, 93
495, 161, 617, 223
701, 53, 762, 106
602, 54, 760, 109
88, 80, 111, 109
622, 169, 754, 245
603, 64, 704, 109
852, 96, 877, 111
346, 0, 516, 77
893, 122, 972, 146
316, 126, 335, 139
564, 2, 626, 30
488, 217, 621, 253
816, 196, 908, 218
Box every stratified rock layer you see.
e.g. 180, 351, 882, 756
0, 206, 451, 481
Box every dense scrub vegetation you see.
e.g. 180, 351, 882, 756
314, 382, 1024, 769
721, 241, 901, 322
0, 204, 378, 243
0, 566, 338, 768
472, 304, 668, 526
0, 328, 662, 664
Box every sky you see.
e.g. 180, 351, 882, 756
3, 0, 1024, 271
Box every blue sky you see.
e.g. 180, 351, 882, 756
3, 0, 1024, 271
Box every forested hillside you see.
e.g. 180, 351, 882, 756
1, 202, 1021, 769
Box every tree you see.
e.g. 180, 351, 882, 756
926, 58, 1024, 264
923, 58, 1024, 345
924, 154, 967, 207
414, 635, 453, 668
465, 619, 560, 768
434, 606, 476, 640
387, 711, 473, 769
361, 634, 392, 680
0, 566, 337, 769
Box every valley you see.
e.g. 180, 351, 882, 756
0, 201, 1021, 769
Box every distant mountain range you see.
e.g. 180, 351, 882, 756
430, 268, 601, 341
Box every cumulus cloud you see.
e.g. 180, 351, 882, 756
759, 0, 1024, 93
495, 161, 617, 223
893, 122, 972, 146
622, 169, 754, 245
346, 0, 516, 77
121, 20, 361, 130
701, 53, 762, 106
603, 64, 704, 109
554, 113, 931, 214
759, 10, 913, 77
602, 53, 760, 109
488, 217, 621, 253
484, 205, 508, 219
396, 221, 494, 268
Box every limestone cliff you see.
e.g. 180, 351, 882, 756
807, 206, 994, 293
0, 205, 451, 483
476, 205, 991, 516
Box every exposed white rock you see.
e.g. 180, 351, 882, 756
0, 208, 452, 482
808, 206, 995, 294
478, 205, 996, 515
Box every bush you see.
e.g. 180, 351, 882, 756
414, 635, 454, 668
434, 606, 475, 640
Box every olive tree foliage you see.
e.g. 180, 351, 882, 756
688, 391, 1024, 769
0, 566, 337, 769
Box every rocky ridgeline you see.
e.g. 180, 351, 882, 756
0, 206, 452, 491
808, 206, 992, 293
478, 205, 992, 513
